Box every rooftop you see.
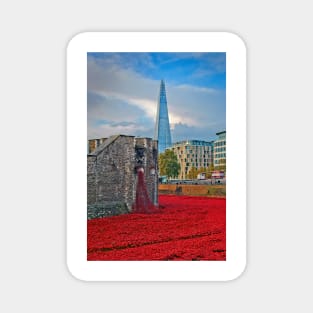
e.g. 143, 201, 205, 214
216, 130, 226, 135
172, 139, 213, 146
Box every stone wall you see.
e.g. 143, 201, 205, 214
88, 137, 107, 154
87, 135, 158, 217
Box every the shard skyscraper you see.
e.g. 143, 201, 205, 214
154, 80, 172, 153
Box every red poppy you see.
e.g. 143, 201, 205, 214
88, 195, 226, 261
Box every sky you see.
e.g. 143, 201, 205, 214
87, 52, 226, 143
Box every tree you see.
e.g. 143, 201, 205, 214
197, 167, 206, 175
196, 167, 207, 179
187, 166, 198, 179
206, 163, 215, 178
158, 150, 180, 178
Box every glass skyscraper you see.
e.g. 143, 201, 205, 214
154, 80, 172, 153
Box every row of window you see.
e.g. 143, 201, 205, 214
181, 153, 212, 158
185, 162, 210, 166
185, 163, 210, 170
214, 160, 226, 164
175, 146, 212, 151
183, 158, 211, 163
214, 141, 226, 147
181, 149, 212, 153
215, 147, 226, 152
215, 153, 226, 158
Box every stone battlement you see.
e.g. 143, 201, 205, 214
87, 135, 158, 217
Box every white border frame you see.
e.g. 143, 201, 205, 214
67, 32, 246, 281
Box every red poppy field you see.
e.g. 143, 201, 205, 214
87, 195, 226, 261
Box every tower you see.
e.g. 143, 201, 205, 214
154, 80, 172, 153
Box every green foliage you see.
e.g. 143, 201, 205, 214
158, 150, 181, 178
187, 166, 198, 179
206, 163, 215, 178
197, 167, 206, 174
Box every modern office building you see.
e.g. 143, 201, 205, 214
213, 131, 226, 168
154, 80, 172, 153
170, 140, 214, 180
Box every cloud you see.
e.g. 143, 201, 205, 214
88, 122, 153, 140
88, 56, 160, 120
175, 84, 216, 94
171, 122, 225, 143
87, 53, 226, 142
166, 84, 226, 129
87, 91, 155, 139
87, 92, 145, 123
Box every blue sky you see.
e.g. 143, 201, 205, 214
87, 52, 226, 142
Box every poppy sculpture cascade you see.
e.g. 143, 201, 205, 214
132, 167, 159, 214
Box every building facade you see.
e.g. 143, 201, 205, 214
213, 131, 226, 168
170, 140, 214, 180
154, 80, 172, 153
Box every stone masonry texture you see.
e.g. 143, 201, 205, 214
87, 135, 158, 218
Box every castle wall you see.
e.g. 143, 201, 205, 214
87, 135, 158, 217
88, 137, 107, 154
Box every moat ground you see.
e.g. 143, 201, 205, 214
158, 183, 226, 197
88, 194, 226, 261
